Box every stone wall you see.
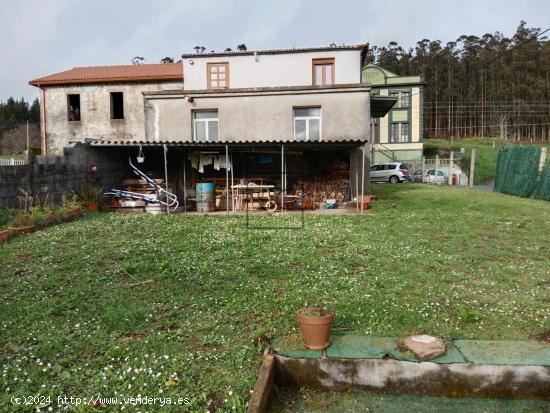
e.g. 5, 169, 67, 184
0, 144, 127, 208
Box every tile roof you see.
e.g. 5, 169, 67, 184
181, 43, 368, 58
29, 63, 183, 87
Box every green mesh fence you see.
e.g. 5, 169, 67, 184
532, 160, 550, 201
494, 147, 549, 199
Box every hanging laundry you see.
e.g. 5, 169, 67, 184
199, 154, 215, 173
218, 155, 231, 171
187, 152, 199, 169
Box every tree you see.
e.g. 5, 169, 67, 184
368, 21, 550, 141
237, 44, 247, 52
224, 48, 232, 52
160, 57, 175, 64
132, 56, 145, 65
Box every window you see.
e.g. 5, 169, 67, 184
391, 91, 410, 108
207, 62, 229, 89
400, 122, 409, 142
390, 123, 398, 143
67, 94, 80, 121
110, 92, 124, 119
400, 91, 410, 108
294, 107, 321, 141
390, 123, 409, 143
312, 58, 335, 86
194, 111, 219, 141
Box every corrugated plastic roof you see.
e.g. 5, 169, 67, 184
29, 63, 183, 87
89, 138, 368, 146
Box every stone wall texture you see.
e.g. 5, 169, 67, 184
0, 145, 127, 208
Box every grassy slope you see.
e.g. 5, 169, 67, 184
0, 184, 549, 412
424, 138, 548, 184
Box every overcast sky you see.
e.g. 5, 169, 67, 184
1, 0, 548, 102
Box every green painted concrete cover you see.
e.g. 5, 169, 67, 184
454, 340, 550, 366
326, 335, 465, 363
275, 335, 550, 366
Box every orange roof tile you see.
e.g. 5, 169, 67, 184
29, 63, 183, 87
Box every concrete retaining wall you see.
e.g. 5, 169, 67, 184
0, 145, 127, 208
274, 355, 550, 399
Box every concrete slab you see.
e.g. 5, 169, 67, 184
326, 335, 464, 363
276, 335, 549, 366
327, 335, 412, 360
454, 340, 550, 366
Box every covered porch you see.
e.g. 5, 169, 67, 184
89, 140, 371, 214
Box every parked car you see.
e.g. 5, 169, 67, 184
424, 169, 448, 184
370, 162, 410, 183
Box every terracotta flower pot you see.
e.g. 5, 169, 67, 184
8, 225, 37, 235
84, 202, 99, 211
297, 307, 334, 350
0, 229, 10, 243
69, 207, 81, 217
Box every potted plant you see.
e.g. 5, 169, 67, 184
63, 194, 81, 218
8, 213, 36, 234
297, 307, 334, 350
30, 207, 49, 228
79, 186, 103, 211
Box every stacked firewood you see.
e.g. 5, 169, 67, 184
292, 177, 350, 202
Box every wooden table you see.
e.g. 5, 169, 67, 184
231, 183, 276, 211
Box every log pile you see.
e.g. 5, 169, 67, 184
292, 177, 350, 202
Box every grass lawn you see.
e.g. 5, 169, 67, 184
424, 138, 548, 184
1, 184, 549, 412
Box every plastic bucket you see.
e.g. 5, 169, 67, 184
196, 183, 216, 212
145, 203, 163, 215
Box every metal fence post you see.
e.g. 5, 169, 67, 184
469, 148, 476, 188
421, 156, 425, 183
448, 151, 454, 185
538, 147, 547, 173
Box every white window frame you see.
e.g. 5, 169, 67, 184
193, 111, 219, 142
293, 107, 322, 141
400, 122, 409, 143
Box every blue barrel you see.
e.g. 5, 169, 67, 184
196, 182, 216, 212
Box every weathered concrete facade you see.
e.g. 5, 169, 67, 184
42, 81, 181, 154
183, 49, 362, 90
144, 85, 371, 142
